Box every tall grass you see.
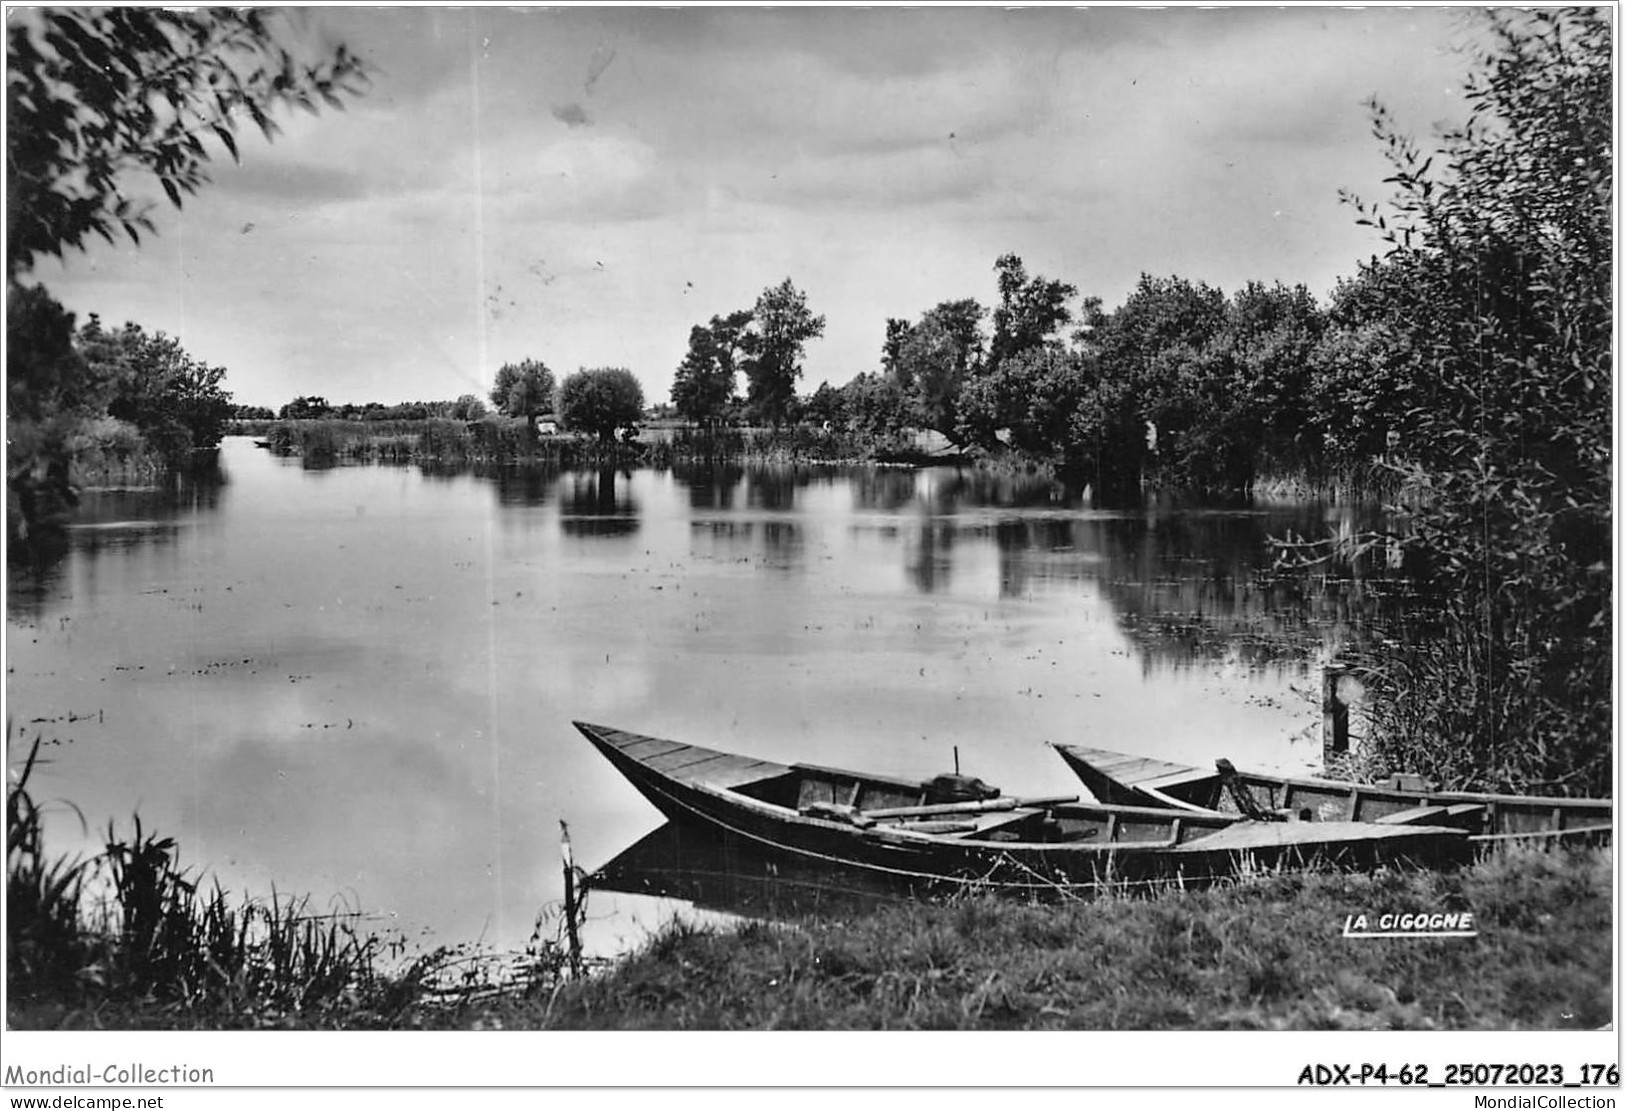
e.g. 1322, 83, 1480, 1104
665, 425, 879, 464
1251, 458, 1403, 504
1342, 603, 1611, 797
6, 738, 92, 1001
8, 734, 426, 1026
66, 416, 166, 488
258, 419, 903, 469
264, 418, 622, 467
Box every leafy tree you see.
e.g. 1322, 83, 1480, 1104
232, 404, 276, 421
489, 359, 557, 426
893, 317, 961, 433
1307, 262, 1420, 464
1099, 274, 1228, 380
955, 347, 1077, 455
1222, 281, 1323, 455
1149, 281, 1324, 492
1329, 8, 1611, 794
671, 310, 752, 426
839, 372, 911, 440
6, 286, 109, 537
800, 381, 848, 429
1094, 274, 1228, 487
880, 318, 914, 380
450, 394, 488, 421
560, 367, 645, 442
78, 319, 234, 463
987, 254, 1076, 370
743, 279, 824, 426
887, 299, 986, 441
7, 286, 111, 425
278, 396, 331, 420
7, 8, 368, 279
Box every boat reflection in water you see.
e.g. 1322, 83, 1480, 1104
588, 821, 912, 920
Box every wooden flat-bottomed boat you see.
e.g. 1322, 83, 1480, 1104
576, 722, 1470, 895
1051, 743, 1612, 844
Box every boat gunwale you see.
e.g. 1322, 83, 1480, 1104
1051, 743, 1612, 812
1050, 743, 1613, 846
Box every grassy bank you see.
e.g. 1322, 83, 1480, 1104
466, 845, 1611, 1031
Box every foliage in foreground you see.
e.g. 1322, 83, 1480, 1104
1332, 9, 1611, 797
466, 845, 1610, 1032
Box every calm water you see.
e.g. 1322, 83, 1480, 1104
7, 438, 1389, 955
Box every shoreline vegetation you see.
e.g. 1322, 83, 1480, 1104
8, 737, 1611, 1031
247, 416, 956, 472
235, 417, 1388, 502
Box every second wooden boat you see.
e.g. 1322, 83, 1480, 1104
1051, 743, 1613, 844
576, 721, 1471, 895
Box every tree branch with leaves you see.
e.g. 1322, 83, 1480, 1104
6, 8, 370, 280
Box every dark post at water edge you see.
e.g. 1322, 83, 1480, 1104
1323, 662, 1350, 762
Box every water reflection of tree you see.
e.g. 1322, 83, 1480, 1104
672, 461, 745, 510
991, 507, 1409, 674
850, 469, 917, 511
490, 466, 560, 508
743, 467, 805, 511
292, 457, 344, 477
5, 480, 217, 621
759, 521, 804, 572
904, 518, 955, 593
415, 460, 479, 485
940, 468, 1085, 511
690, 519, 805, 574
560, 468, 639, 538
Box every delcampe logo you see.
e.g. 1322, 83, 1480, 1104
1343, 911, 1479, 938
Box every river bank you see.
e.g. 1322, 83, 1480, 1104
449, 844, 1615, 1031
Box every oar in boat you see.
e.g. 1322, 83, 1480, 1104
798, 794, 1079, 828
862, 794, 1079, 820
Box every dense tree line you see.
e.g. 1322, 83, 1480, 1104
664, 251, 1390, 499
794, 260, 1336, 498
258, 395, 491, 422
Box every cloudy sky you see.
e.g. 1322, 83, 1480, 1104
26, 5, 1487, 411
